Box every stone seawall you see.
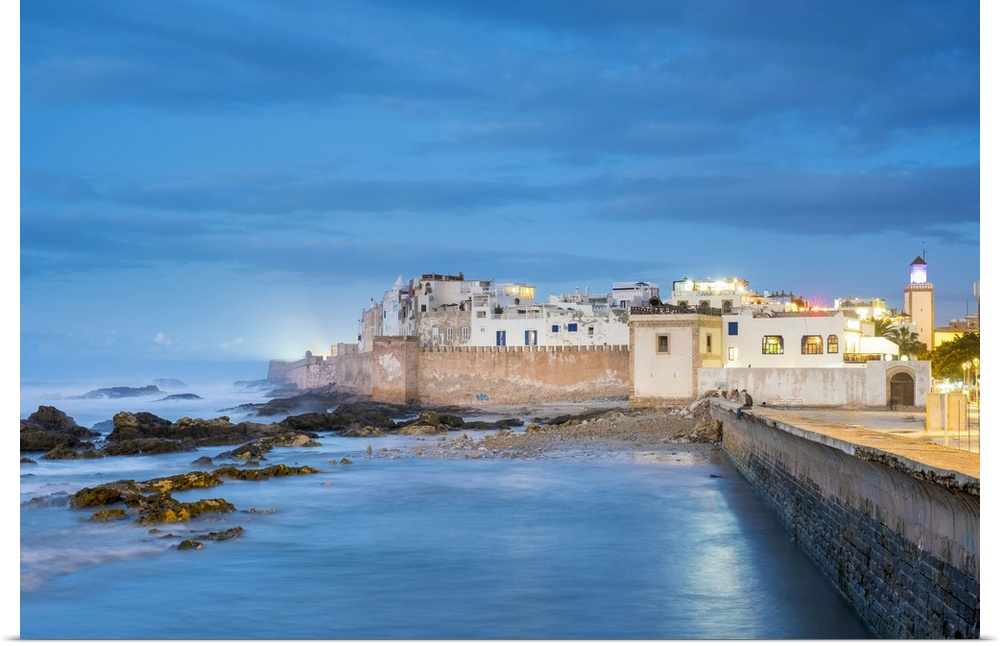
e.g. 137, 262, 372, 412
267, 351, 372, 392
711, 401, 979, 638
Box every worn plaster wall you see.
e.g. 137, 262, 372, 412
699, 361, 931, 408
713, 401, 979, 638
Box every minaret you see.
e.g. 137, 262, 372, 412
902, 255, 934, 349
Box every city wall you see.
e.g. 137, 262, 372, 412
269, 338, 630, 405
267, 348, 372, 393
711, 400, 979, 638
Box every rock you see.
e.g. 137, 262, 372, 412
70, 480, 146, 508
20, 406, 100, 451
40, 445, 102, 460
176, 539, 204, 551
159, 393, 203, 401
20, 457, 36, 464
77, 385, 162, 399
152, 378, 188, 390
192, 456, 215, 467
86, 508, 129, 522
194, 526, 244, 541
134, 492, 235, 524
101, 438, 190, 456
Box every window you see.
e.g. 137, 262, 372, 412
551, 324, 560, 333
568, 323, 578, 332
476, 310, 486, 318
801, 335, 823, 354
446, 326, 454, 341
827, 335, 839, 354
432, 326, 440, 343
588, 326, 594, 336
421, 304, 427, 312
678, 301, 688, 308
728, 322, 738, 335
699, 300, 709, 308
657, 334, 670, 354
496, 330, 506, 346
722, 300, 733, 313
728, 347, 738, 361
706, 333, 713, 353
762, 335, 784, 354
524, 329, 538, 346
461, 326, 471, 341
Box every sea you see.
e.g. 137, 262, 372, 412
18, 376, 874, 640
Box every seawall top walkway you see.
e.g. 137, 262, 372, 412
712, 398, 979, 489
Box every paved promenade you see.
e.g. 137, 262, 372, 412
747, 404, 980, 481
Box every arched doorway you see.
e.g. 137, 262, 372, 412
889, 372, 915, 407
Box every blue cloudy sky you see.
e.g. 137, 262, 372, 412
19, 1, 983, 384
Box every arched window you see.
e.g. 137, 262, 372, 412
801, 335, 823, 354
827, 335, 839, 353
762, 335, 784, 354
722, 300, 733, 313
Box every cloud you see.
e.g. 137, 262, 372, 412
154, 332, 174, 347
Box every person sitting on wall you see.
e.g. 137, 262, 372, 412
735, 389, 753, 420
729, 388, 739, 401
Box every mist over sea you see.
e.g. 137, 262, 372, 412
19, 372, 873, 639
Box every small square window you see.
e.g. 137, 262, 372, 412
728, 322, 738, 335
657, 335, 670, 353
568, 323, 578, 332
552, 324, 560, 333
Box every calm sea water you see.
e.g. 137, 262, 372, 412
19, 381, 873, 639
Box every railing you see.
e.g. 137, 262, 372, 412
843, 353, 885, 363
631, 304, 723, 317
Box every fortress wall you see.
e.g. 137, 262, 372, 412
712, 400, 979, 638
267, 351, 372, 393
414, 343, 630, 405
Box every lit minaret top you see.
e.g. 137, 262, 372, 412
908, 255, 927, 285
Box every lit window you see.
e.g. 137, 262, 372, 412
762, 335, 784, 355
827, 335, 839, 353
657, 335, 670, 354
801, 335, 823, 354
728, 347, 738, 361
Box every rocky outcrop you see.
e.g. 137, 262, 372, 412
20, 406, 100, 452
76, 385, 162, 399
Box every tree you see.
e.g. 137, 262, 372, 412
869, 317, 895, 339
885, 324, 928, 359
928, 333, 980, 382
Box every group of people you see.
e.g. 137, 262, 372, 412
720, 387, 753, 419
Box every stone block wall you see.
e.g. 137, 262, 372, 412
415, 344, 630, 405
713, 401, 979, 638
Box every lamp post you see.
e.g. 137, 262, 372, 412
962, 361, 971, 394
973, 357, 980, 403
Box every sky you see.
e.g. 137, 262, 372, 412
18, 0, 984, 385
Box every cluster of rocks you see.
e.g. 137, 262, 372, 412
20, 399, 525, 461
41, 463, 321, 550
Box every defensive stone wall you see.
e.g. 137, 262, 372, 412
267, 351, 372, 393
711, 400, 979, 638
270, 341, 629, 405
414, 343, 630, 405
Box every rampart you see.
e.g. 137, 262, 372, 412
269, 339, 630, 405
711, 400, 979, 638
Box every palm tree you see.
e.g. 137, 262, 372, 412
870, 317, 895, 339
885, 324, 928, 358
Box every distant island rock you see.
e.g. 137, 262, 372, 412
159, 393, 204, 401
152, 378, 188, 390
76, 385, 162, 399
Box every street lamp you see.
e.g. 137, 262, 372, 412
973, 358, 980, 402
962, 361, 971, 394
